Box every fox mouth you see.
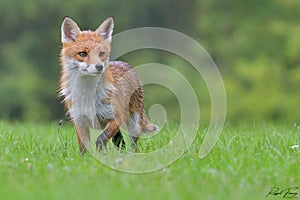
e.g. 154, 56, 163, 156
81, 69, 101, 76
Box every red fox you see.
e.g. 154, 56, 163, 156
59, 17, 158, 152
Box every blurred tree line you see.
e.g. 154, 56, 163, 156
0, 0, 299, 123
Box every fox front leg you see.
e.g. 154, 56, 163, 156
75, 125, 90, 154
96, 120, 119, 150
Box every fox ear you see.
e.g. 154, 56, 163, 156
61, 17, 81, 43
96, 17, 114, 42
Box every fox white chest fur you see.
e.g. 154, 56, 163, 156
60, 62, 114, 128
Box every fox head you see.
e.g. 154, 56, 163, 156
60, 17, 114, 76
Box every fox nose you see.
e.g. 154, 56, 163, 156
95, 64, 104, 71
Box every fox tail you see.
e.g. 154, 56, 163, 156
141, 113, 159, 133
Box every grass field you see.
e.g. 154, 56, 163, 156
0, 121, 299, 200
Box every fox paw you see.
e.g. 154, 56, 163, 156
95, 134, 108, 151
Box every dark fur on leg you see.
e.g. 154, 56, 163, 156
95, 133, 108, 151
112, 129, 126, 150
96, 120, 119, 151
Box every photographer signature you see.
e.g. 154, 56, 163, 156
266, 187, 299, 198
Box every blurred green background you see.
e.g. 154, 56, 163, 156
0, 0, 299, 124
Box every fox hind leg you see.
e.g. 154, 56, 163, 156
127, 112, 141, 151
129, 136, 140, 152
112, 129, 126, 150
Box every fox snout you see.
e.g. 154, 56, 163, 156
79, 62, 105, 76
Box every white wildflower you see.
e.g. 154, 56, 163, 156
115, 158, 123, 164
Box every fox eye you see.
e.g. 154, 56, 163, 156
99, 52, 105, 57
78, 51, 87, 57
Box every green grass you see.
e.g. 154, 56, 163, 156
0, 121, 299, 200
